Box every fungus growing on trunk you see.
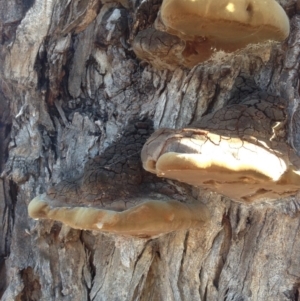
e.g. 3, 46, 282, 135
27, 119, 209, 237
141, 94, 300, 203
133, 0, 290, 68
28, 195, 209, 238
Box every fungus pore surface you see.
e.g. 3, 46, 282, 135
141, 93, 300, 203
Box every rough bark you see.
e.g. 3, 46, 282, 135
1, 0, 300, 300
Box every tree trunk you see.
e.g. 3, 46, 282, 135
1, 0, 300, 300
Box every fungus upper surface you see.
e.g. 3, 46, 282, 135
132, 28, 186, 71
133, 0, 290, 68
141, 94, 300, 203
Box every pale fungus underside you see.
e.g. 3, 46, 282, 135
142, 94, 300, 203
133, 0, 290, 69
28, 195, 209, 238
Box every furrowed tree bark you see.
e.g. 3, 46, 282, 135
1, 0, 300, 300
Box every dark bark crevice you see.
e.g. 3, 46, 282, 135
16, 267, 42, 301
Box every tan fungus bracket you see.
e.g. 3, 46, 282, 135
28, 194, 209, 238
133, 0, 290, 68
141, 95, 300, 203
27, 118, 210, 237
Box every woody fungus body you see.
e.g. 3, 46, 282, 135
133, 0, 290, 68
141, 94, 300, 203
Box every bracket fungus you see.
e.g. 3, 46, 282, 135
141, 94, 300, 203
28, 195, 209, 238
27, 120, 209, 237
133, 0, 290, 68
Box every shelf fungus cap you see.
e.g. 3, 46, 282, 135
28, 194, 209, 238
159, 0, 290, 53
141, 129, 300, 203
